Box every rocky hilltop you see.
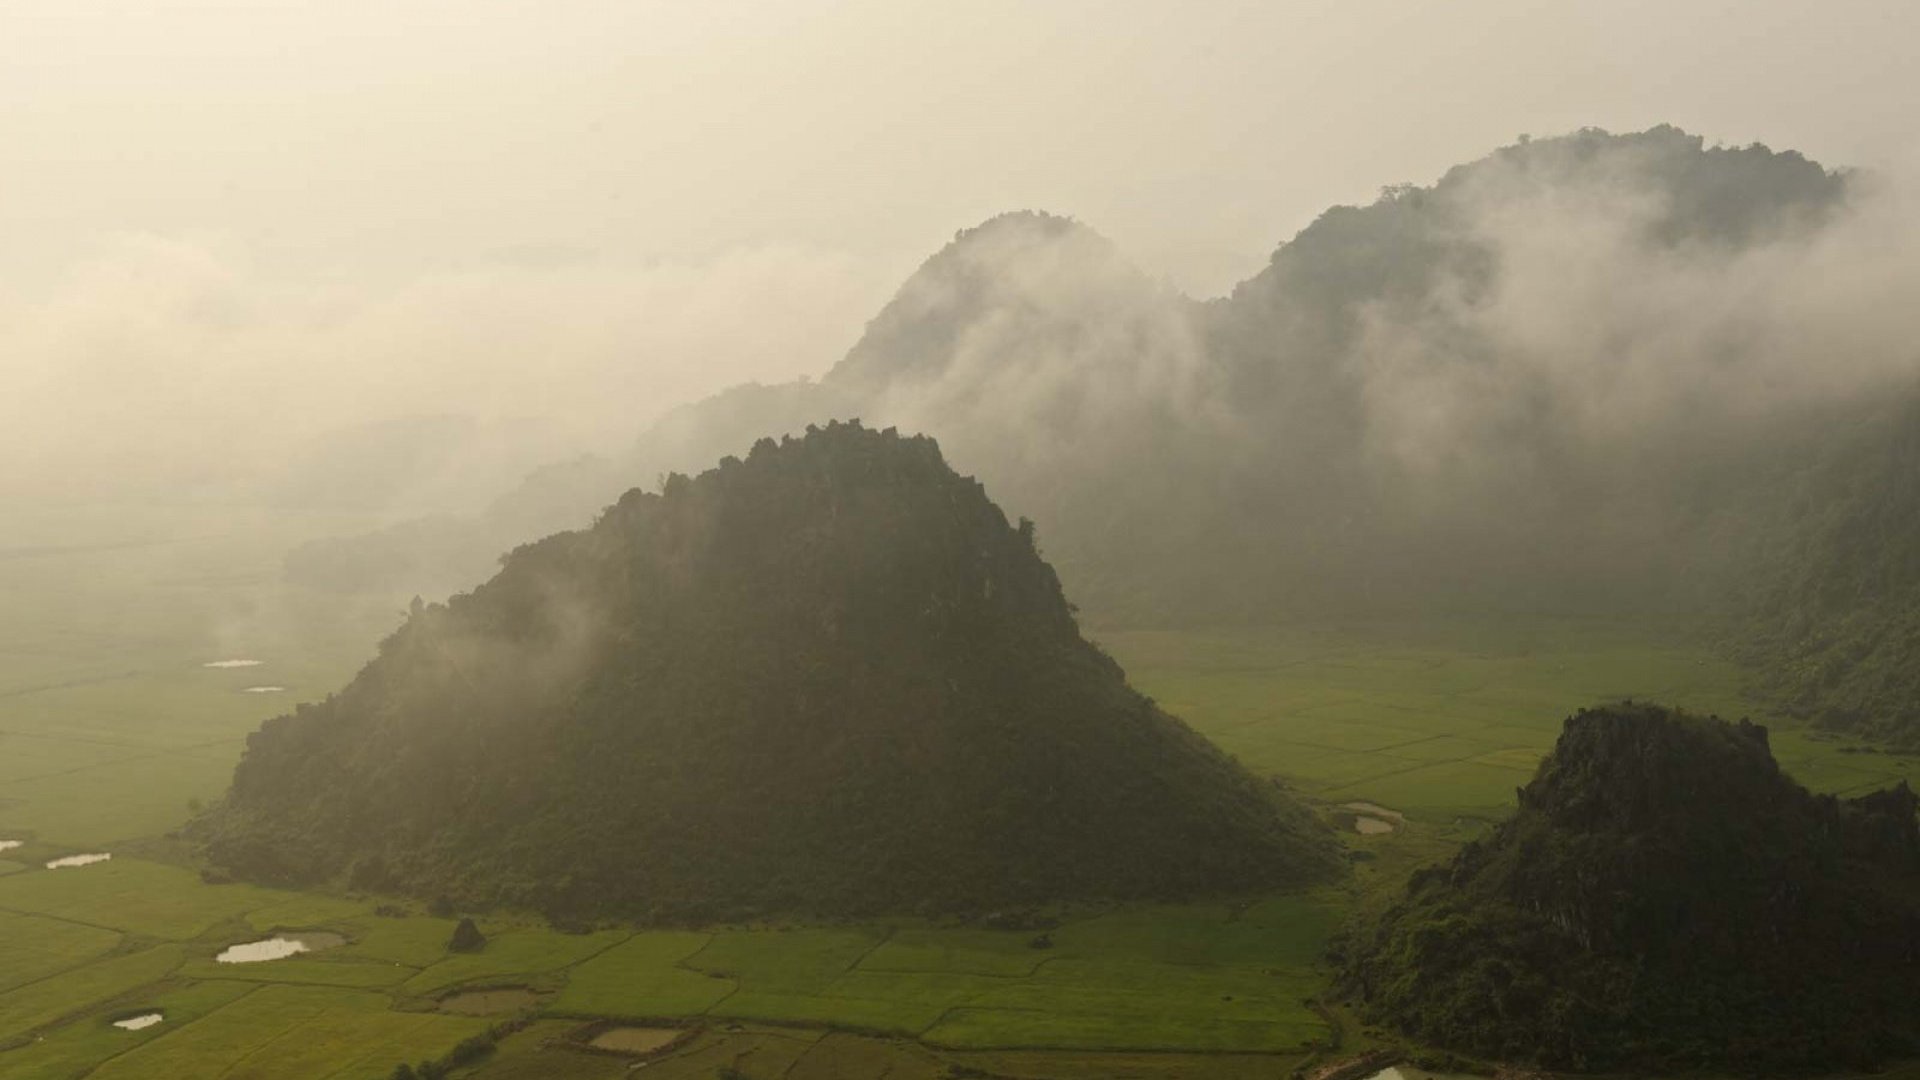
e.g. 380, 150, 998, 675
1343, 702, 1920, 1071
206, 422, 1338, 920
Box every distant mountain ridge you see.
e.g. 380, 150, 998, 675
293, 126, 1853, 611
281, 125, 1920, 740
210, 423, 1339, 919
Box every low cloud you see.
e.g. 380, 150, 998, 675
0, 235, 894, 505
1359, 161, 1920, 492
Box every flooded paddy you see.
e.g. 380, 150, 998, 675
202, 659, 263, 668
112, 1012, 164, 1031
216, 931, 347, 963
438, 987, 539, 1015
45, 852, 110, 869
1342, 801, 1404, 834
588, 1026, 684, 1054
1365, 1068, 1480, 1080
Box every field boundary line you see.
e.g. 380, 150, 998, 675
0, 725, 161, 751
80, 983, 267, 1078
0, 901, 138, 938
845, 926, 895, 974
572, 928, 640, 968
318, 1010, 447, 1080
667, 931, 746, 1015
4, 749, 180, 786
1317, 750, 1535, 796
0, 672, 142, 703
0, 944, 150, 1011
213, 995, 355, 1080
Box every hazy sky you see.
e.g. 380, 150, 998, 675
5, 0, 1918, 495
9, 0, 1919, 290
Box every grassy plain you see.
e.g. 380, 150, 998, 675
2, 503, 1916, 1077
1103, 621, 1918, 822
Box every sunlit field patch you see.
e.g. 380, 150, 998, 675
1099, 619, 1920, 821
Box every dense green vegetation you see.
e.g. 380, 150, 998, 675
5, 505, 1916, 1076
1343, 702, 1920, 1072
202, 423, 1337, 918
1738, 396, 1920, 745
10, 124, 1920, 1075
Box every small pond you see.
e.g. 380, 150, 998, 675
240, 686, 286, 694
1365, 1068, 1482, 1080
439, 988, 539, 1015
46, 853, 110, 869
589, 1027, 684, 1054
216, 931, 347, 963
1342, 801, 1404, 834
202, 659, 263, 668
112, 1013, 164, 1031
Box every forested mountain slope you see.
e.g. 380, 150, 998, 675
209, 423, 1338, 919
1739, 395, 1920, 744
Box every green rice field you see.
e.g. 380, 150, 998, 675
3, 507, 1915, 1078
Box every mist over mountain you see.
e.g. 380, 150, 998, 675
287, 127, 1920, 698
211, 423, 1338, 919
17, 7, 1920, 1077
1341, 703, 1920, 1071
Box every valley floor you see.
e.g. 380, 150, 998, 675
2, 508, 1915, 1078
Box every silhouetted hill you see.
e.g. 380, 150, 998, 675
1342, 703, 1920, 1072
209, 423, 1339, 919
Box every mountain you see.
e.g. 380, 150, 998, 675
284, 126, 1865, 628
1189, 125, 1851, 615
1735, 394, 1920, 745
1340, 703, 1920, 1072
281, 210, 1182, 604
204, 422, 1339, 920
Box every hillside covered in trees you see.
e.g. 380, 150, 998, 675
204, 423, 1338, 919
1341, 703, 1920, 1072
1738, 396, 1920, 745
